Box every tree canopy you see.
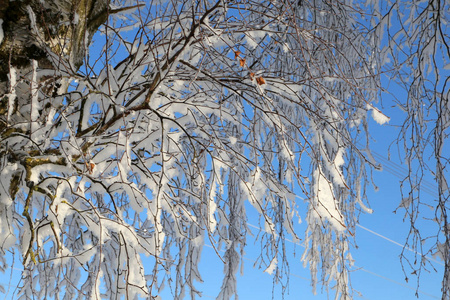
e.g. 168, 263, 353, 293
0, 0, 448, 299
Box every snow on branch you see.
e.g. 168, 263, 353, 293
0, 0, 385, 299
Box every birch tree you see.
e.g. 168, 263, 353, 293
0, 0, 447, 299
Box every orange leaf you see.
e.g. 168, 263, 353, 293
249, 72, 255, 80
86, 162, 95, 174
234, 50, 241, 59
256, 76, 266, 85
239, 59, 246, 67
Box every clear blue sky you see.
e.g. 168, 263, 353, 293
1, 156, 443, 299
1, 117, 443, 300
0, 3, 446, 300
155, 98, 445, 299
1, 42, 444, 300
169, 112, 444, 300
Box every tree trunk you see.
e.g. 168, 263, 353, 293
0, 0, 108, 132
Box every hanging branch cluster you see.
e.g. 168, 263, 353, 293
367, 0, 450, 297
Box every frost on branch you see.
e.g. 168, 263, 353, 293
0, 0, 380, 299
367, 0, 450, 296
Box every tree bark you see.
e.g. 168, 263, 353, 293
0, 0, 108, 132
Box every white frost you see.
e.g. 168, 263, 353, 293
264, 257, 278, 275
7, 67, 16, 123
73, 13, 79, 25
208, 196, 217, 232
0, 19, 3, 44
244, 32, 258, 49
31, 60, 40, 136
334, 147, 345, 168
368, 105, 390, 125
312, 168, 346, 231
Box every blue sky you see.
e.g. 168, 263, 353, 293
1, 45, 444, 300
2, 130, 443, 300
155, 96, 445, 299
1, 2, 447, 299
149, 101, 444, 299
176, 119, 445, 300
